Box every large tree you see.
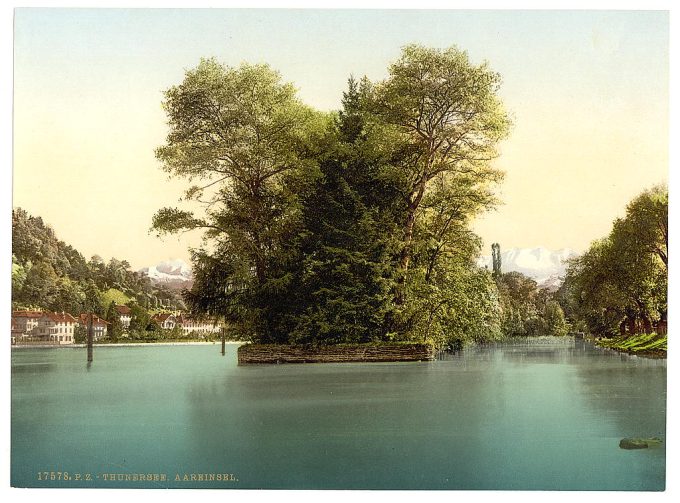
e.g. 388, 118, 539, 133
105, 301, 123, 342
370, 44, 510, 302
152, 58, 325, 341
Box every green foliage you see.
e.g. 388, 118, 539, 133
561, 185, 667, 337
539, 300, 569, 337
129, 303, 152, 332
11, 254, 28, 299
74, 324, 87, 344
287, 156, 399, 345
105, 301, 124, 342
19, 261, 60, 308
153, 57, 329, 343
491, 243, 501, 278
401, 265, 503, 347
368, 44, 510, 304
495, 270, 569, 337
153, 46, 511, 348
595, 332, 667, 353
100, 288, 132, 309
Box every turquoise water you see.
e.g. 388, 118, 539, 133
11, 338, 666, 490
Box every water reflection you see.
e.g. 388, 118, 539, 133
573, 343, 666, 437
11, 341, 666, 490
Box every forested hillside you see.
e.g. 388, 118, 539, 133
12, 208, 185, 315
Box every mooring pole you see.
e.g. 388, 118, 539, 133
221, 327, 226, 356
87, 313, 94, 363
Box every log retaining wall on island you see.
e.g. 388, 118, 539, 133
237, 343, 436, 364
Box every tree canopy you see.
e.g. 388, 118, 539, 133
152, 45, 512, 347
560, 185, 668, 336
369, 45, 511, 303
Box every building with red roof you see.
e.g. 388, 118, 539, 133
114, 305, 132, 329
35, 312, 77, 344
77, 313, 110, 341
12, 310, 43, 340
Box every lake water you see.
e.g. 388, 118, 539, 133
11, 338, 666, 490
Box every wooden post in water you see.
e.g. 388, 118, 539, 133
221, 326, 226, 356
87, 313, 94, 363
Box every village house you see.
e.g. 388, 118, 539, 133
152, 312, 177, 330
11, 310, 43, 342
35, 312, 77, 344
175, 314, 220, 336
77, 313, 110, 342
151, 312, 220, 335
115, 305, 132, 329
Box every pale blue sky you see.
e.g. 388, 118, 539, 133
15, 9, 668, 109
12, 8, 670, 268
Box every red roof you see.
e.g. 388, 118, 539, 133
152, 313, 174, 323
40, 312, 78, 323
12, 310, 43, 318
77, 313, 109, 326
115, 305, 131, 315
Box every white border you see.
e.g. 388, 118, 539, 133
1, 2, 676, 503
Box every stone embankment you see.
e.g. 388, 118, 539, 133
237, 343, 435, 364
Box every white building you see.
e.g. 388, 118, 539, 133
115, 305, 132, 329
176, 314, 220, 336
151, 312, 221, 335
77, 313, 110, 341
152, 312, 177, 330
35, 312, 77, 344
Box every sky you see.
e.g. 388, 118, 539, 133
10, 8, 669, 270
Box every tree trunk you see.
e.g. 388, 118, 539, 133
221, 327, 226, 356
395, 177, 428, 304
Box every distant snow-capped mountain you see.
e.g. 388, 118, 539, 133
139, 259, 193, 287
477, 247, 577, 285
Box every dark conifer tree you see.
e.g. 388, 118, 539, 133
287, 78, 400, 344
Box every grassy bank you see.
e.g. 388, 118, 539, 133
593, 332, 667, 358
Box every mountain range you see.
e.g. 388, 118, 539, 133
139, 259, 193, 289
140, 248, 578, 292
477, 247, 577, 289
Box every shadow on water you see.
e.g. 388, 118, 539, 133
11, 363, 56, 374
